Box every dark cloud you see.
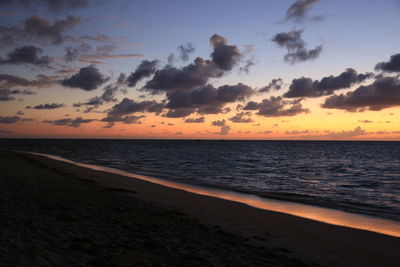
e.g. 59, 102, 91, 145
8, 15, 81, 45
209, 34, 242, 71
229, 111, 253, 123
0, 88, 36, 101
26, 103, 64, 109
101, 98, 164, 127
285, 68, 373, 98
249, 96, 309, 117
285, 0, 323, 23
107, 98, 164, 118
375, 53, 400, 72
211, 119, 226, 126
60, 65, 107, 91
74, 84, 119, 109
321, 76, 400, 111
272, 29, 322, 64
43, 117, 95, 127
127, 60, 159, 87
259, 78, 284, 93
0, 74, 57, 88
164, 108, 195, 118
0, 0, 89, 12
0, 116, 20, 124
165, 83, 254, 117
0, 115, 33, 123
144, 57, 223, 93
184, 117, 205, 123
0, 45, 50, 66
177, 42, 195, 62
243, 101, 259, 110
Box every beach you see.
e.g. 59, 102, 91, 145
0, 150, 399, 266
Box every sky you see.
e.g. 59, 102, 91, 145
0, 0, 400, 140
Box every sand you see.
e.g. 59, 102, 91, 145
0, 150, 399, 266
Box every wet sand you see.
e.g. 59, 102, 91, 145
0, 150, 399, 266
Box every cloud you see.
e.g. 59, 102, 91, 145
0, 115, 33, 124
320, 127, 366, 139
285, 0, 323, 23
101, 98, 164, 127
248, 96, 309, 117
0, 74, 57, 88
0, 15, 82, 46
43, 117, 95, 127
127, 60, 159, 87
60, 65, 107, 91
165, 83, 254, 117
26, 103, 64, 109
143, 34, 241, 94
259, 78, 284, 93
272, 29, 322, 64
229, 111, 253, 123
144, 57, 223, 93
321, 76, 400, 111
284, 68, 373, 98
64, 43, 92, 62
184, 117, 205, 123
74, 84, 118, 109
239, 58, 256, 74
209, 125, 231, 135
177, 42, 195, 62
0, 88, 36, 101
107, 98, 164, 118
211, 119, 226, 126
0, 45, 50, 66
375, 53, 400, 72
209, 34, 242, 71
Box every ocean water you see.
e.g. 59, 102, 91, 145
1, 139, 399, 221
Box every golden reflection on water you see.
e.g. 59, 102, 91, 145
36, 152, 400, 238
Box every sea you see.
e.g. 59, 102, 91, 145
1, 139, 399, 222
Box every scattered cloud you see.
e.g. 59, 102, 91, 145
165, 83, 254, 117
211, 119, 226, 126
259, 78, 283, 93
177, 42, 195, 62
26, 103, 65, 109
229, 111, 253, 123
272, 29, 322, 64
284, 68, 373, 98
60, 65, 108, 91
244, 97, 309, 117
43, 117, 95, 127
322, 76, 400, 111
184, 117, 205, 123
375, 53, 400, 72
0, 88, 36, 101
0, 115, 33, 124
284, 0, 324, 23
0, 74, 57, 88
127, 60, 159, 87
0, 45, 50, 66
210, 34, 242, 71
0, 15, 82, 46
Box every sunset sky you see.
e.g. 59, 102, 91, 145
0, 0, 400, 140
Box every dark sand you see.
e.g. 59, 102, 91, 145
0, 150, 399, 266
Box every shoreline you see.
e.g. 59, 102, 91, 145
26, 151, 400, 238
1, 149, 400, 266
